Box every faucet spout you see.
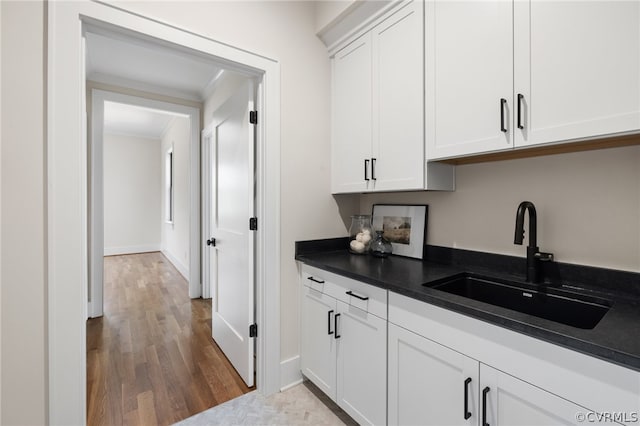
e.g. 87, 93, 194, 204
514, 201, 552, 283
514, 201, 537, 247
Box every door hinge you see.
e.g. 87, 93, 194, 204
249, 323, 257, 338
249, 110, 258, 125
249, 217, 258, 231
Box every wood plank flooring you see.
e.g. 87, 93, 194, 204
87, 252, 253, 426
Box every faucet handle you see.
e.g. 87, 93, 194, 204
535, 252, 554, 262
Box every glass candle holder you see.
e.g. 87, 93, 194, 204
348, 215, 372, 254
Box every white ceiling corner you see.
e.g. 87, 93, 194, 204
103, 102, 185, 140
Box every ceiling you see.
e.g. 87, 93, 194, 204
85, 27, 231, 139
85, 30, 224, 102
103, 101, 186, 140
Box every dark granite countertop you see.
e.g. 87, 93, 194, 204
295, 238, 640, 373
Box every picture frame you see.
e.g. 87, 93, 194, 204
371, 204, 428, 259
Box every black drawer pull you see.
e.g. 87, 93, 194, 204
371, 158, 377, 181
346, 290, 369, 301
307, 276, 324, 284
482, 386, 490, 426
517, 93, 524, 129
500, 98, 507, 133
364, 159, 370, 181
334, 313, 341, 339
327, 310, 334, 335
464, 377, 472, 420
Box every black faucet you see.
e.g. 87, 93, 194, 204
514, 201, 554, 283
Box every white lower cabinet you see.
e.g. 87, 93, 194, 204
388, 323, 479, 426
300, 287, 337, 397
300, 266, 387, 425
389, 322, 614, 426
337, 301, 387, 425
300, 266, 639, 425
481, 364, 591, 426
388, 292, 637, 426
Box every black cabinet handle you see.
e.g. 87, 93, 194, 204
482, 386, 490, 426
327, 310, 334, 335
500, 98, 507, 133
371, 158, 377, 180
307, 276, 324, 284
334, 313, 341, 339
364, 159, 370, 181
206, 238, 216, 247
464, 377, 472, 420
346, 290, 369, 301
517, 93, 524, 130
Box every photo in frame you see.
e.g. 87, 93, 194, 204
371, 204, 428, 259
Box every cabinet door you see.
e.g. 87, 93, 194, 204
332, 34, 373, 194
388, 323, 479, 426
514, 1, 640, 148
336, 302, 386, 425
372, 0, 424, 191
300, 286, 338, 400
481, 364, 605, 426
426, 0, 513, 160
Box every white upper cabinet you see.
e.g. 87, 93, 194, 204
427, 0, 640, 160
514, 1, 640, 148
372, 2, 425, 191
426, 0, 514, 159
331, 0, 455, 193
332, 34, 373, 194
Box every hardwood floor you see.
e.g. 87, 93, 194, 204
87, 252, 254, 426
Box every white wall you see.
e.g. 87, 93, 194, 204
0, 1, 47, 424
160, 117, 191, 279
103, 133, 162, 255
362, 145, 640, 273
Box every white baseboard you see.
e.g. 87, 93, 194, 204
280, 355, 302, 391
103, 244, 161, 256
161, 249, 189, 280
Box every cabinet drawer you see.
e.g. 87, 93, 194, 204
301, 264, 387, 319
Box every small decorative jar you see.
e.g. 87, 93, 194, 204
348, 215, 373, 254
370, 230, 393, 258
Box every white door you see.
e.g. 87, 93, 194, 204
426, 0, 514, 160
388, 323, 479, 426
208, 81, 256, 387
514, 1, 640, 148
332, 33, 373, 193
336, 301, 386, 426
372, 0, 424, 192
480, 364, 601, 426
300, 285, 338, 399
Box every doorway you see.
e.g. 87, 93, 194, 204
48, 2, 282, 423
89, 89, 201, 318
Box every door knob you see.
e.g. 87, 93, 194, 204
206, 238, 216, 247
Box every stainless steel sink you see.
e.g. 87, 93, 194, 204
425, 274, 611, 329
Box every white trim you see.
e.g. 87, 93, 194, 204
90, 89, 201, 321
201, 125, 213, 300
49, 2, 281, 424
88, 71, 203, 102
160, 249, 189, 280
103, 245, 162, 256
0, 1, 3, 419
279, 355, 303, 392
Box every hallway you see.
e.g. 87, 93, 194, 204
87, 252, 253, 425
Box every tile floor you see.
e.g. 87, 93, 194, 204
174, 381, 358, 425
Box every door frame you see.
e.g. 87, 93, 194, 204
89, 89, 201, 319
48, 2, 281, 424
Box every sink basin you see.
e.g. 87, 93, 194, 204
426, 274, 611, 329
